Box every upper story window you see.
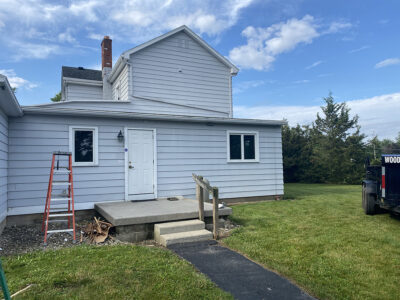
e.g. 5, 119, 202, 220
69, 126, 98, 166
227, 131, 259, 162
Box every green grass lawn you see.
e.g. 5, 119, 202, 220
1, 245, 231, 300
223, 183, 400, 300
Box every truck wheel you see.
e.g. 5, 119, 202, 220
362, 185, 377, 215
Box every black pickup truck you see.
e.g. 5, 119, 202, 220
362, 155, 400, 215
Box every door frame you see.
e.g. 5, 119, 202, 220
124, 127, 157, 201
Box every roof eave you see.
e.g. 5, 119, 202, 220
0, 75, 23, 117
22, 106, 286, 126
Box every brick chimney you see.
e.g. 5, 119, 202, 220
101, 36, 113, 99
101, 36, 112, 69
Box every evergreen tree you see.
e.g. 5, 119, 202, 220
51, 91, 62, 102
365, 136, 382, 165
282, 124, 313, 182
311, 93, 365, 184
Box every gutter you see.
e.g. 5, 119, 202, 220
22, 106, 286, 126
63, 77, 103, 86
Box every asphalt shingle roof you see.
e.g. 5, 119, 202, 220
62, 66, 102, 81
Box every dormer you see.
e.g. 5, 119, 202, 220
61, 66, 103, 101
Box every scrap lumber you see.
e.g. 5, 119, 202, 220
83, 217, 113, 244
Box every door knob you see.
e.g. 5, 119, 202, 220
129, 162, 134, 169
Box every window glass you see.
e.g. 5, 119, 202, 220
74, 130, 93, 162
229, 135, 241, 160
244, 135, 255, 159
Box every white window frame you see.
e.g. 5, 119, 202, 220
227, 131, 259, 163
69, 126, 99, 166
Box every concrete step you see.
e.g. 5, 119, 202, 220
154, 219, 205, 241
158, 229, 213, 247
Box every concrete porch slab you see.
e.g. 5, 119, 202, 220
95, 199, 232, 226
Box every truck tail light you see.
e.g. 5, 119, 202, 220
382, 166, 385, 198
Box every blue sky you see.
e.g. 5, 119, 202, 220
0, 0, 399, 138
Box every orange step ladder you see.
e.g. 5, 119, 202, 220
42, 151, 76, 245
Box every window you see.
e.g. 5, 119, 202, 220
69, 126, 98, 166
227, 131, 259, 162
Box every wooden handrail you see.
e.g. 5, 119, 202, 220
192, 173, 219, 239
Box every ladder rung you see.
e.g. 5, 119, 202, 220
46, 219, 68, 223
51, 198, 72, 201
52, 181, 71, 186
53, 169, 71, 174
47, 229, 73, 233
53, 151, 72, 156
49, 213, 73, 217
50, 207, 68, 213
52, 194, 70, 198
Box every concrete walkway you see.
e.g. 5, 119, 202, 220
168, 240, 315, 300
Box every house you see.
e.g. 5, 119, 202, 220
0, 25, 284, 233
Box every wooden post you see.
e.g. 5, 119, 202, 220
203, 178, 210, 203
212, 187, 219, 239
196, 176, 204, 221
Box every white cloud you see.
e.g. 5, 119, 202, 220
324, 21, 352, 34
0, 0, 254, 61
234, 92, 400, 139
293, 79, 310, 84
58, 29, 76, 43
265, 15, 319, 55
233, 79, 275, 94
0, 69, 38, 89
229, 15, 352, 71
11, 42, 61, 61
349, 45, 370, 54
69, 0, 100, 22
88, 33, 105, 40
305, 60, 322, 70
375, 58, 400, 69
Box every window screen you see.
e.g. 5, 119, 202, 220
229, 134, 241, 160
74, 130, 94, 163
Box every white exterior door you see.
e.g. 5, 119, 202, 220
127, 129, 155, 197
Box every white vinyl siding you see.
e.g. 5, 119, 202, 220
7, 114, 283, 215
66, 83, 103, 100
59, 31, 233, 117
112, 65, 129, 101
129, 31, 231, 117
0, 109, 8, 224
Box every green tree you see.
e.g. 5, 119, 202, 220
365, 136, 382, 165
311, 93, 365, 184
282, 123, 313, 182
51, 91, 61, 102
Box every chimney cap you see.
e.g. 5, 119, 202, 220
104, 35, 110, 39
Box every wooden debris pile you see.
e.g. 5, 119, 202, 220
82, 217, 113, 244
